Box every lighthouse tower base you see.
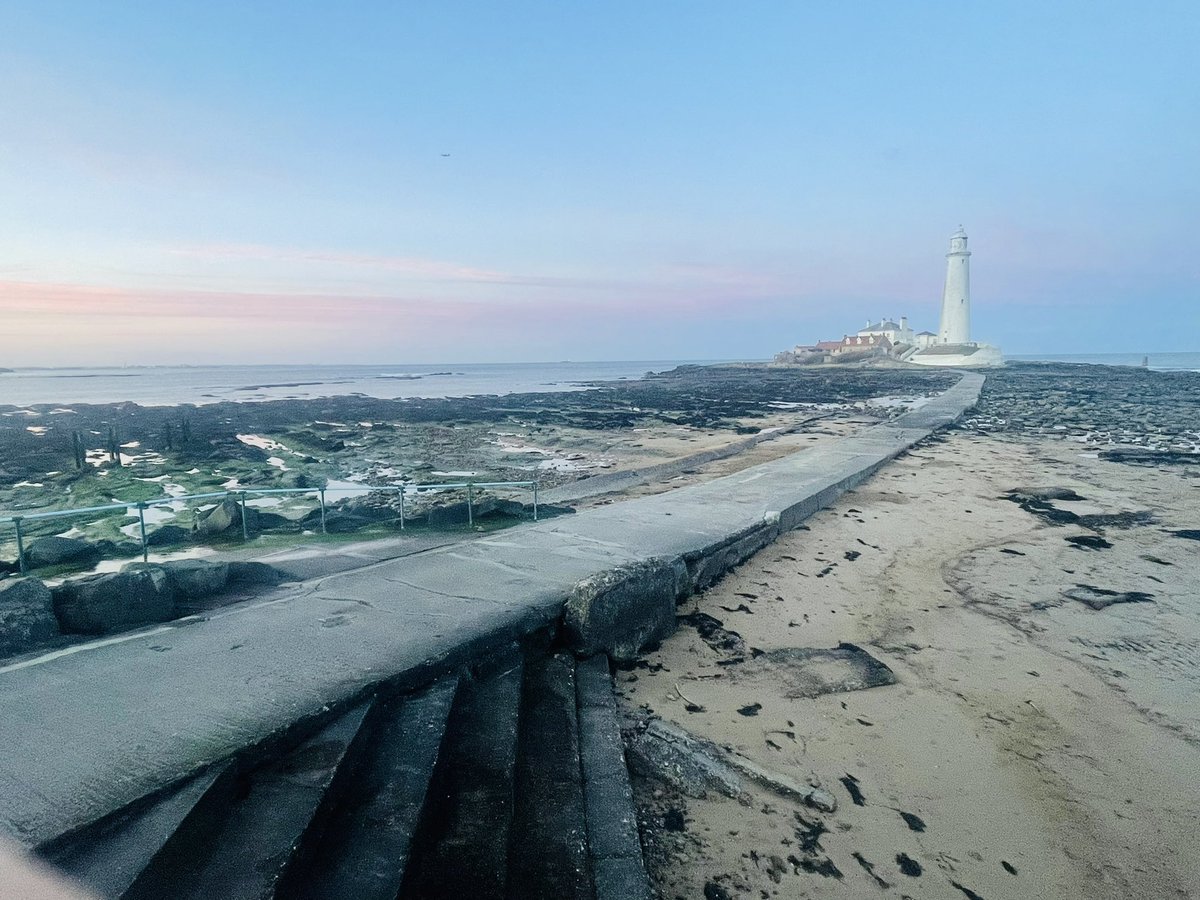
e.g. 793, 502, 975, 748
908, 342, 1004, 368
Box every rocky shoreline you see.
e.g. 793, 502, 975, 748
0, 365, 957, 576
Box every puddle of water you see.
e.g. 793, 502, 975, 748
90, 545, 218, 574
236, 434, 287, 452
321, 479, 374, 499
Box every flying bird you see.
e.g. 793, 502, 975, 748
440, 153, 451, 157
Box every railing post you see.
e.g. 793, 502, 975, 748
319, 489, 327, 535
533, 481, 539, 521
467, 483, 474, 527
399, 487, 405, 531
239, 492, 249, 541
14, 517, 26, 575
137, 503, 148, 562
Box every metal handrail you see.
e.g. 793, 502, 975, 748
3, 478, 540, 574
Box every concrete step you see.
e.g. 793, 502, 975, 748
506, 653, 592, 899
156, 701, 374, 900
36, 651, 653, 900
576, 654, 651, 900
38, 764, 234, 900
285, 677, 459, 900
401, 654, 524, 900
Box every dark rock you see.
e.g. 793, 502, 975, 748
1077, 510, 1155, 529
145, 525, 191, 548
255, 512, 300, 533
1099, 448, 1199, 466
0, 577, 59, 656
333, 496, 400, 522
52, 569, 175, 634
162, 560, 231, 598
22, 536, 101, 570
426, 497, 498, 527
318, 511, 377, 533
94, 539, 143, 559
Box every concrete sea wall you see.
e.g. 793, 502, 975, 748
0, 373, 983, 847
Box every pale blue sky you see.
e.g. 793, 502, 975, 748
1, 1, 1196, 365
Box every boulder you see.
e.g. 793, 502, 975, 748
95, 539, 144, 558
255, 511, 301, 533
119, 559, 282, 605
162, 560, 230, 598
0, 577, 59, 656
146, 524, 192, 548
196, 498, 259, 536
427, 497, 498, 527
22, 536, 101, 570
317, 511, 376, 534
335, 496, 399, 521
52, 568, 175, 635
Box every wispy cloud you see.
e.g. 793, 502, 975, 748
0, 278, 797, 325
166, 242, 537, 286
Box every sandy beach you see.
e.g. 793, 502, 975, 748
620, 422, 1200, 899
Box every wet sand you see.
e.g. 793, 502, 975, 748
621, 431, 1200, 899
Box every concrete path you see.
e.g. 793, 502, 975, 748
0, 373, 983, 847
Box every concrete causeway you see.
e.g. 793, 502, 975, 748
0, 373, 984, 847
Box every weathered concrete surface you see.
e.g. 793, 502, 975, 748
0, 373, 982, 847
577, 655, 651, 900
564, 559, 685, 663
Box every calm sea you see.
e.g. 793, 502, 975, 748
0, 361, 721, 408
1010, 351, 1200, 371
3, 353, 1195, 408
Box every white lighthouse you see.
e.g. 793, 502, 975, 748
909, 225, 1003, 367
939, 226, 971, 343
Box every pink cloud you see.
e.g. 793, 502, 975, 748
0, 278, 800, 331
166, 242, 531, 285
